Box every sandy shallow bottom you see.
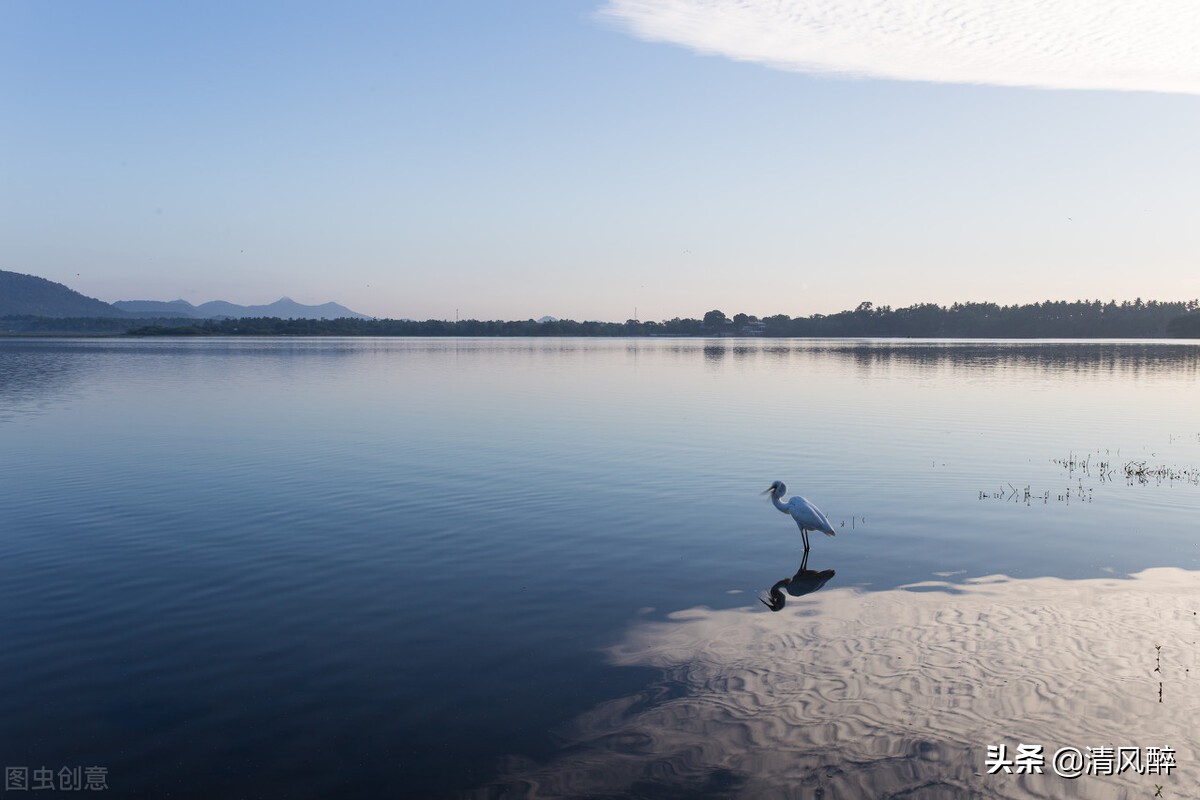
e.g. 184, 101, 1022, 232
482, 568, 1199, 799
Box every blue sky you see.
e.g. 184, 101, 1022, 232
2, 1, 1198, 321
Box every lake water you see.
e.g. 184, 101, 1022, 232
1, 337, 1198, 799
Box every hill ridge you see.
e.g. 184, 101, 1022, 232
115, 297, 369, 320
0, 270, 129, 318
0, 269, 368, 320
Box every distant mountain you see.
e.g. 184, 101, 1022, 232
0, 268, 369, 321
111, 299, 197, 317
0, 269, 130, 318
114, 297, 371, 320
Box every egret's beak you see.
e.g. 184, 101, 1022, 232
761, 486, 775, 495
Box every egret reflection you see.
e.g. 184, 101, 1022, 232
760, 549, 836, 611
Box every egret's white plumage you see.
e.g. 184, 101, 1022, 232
764, 480, 836, 550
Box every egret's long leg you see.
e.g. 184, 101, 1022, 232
802, 530, 810, 551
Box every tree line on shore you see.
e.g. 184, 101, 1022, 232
4, 298, 1199, 338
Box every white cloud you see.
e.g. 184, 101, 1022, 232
599, 0, 1200, 94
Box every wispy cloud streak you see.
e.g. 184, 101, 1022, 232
599, 0, 1200, 94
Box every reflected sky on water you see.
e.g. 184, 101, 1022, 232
1, 337, 1198, 798
483, 567, 1199, 799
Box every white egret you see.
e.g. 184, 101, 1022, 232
764, 480, 836, 551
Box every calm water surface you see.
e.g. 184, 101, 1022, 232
1, 338, 1198, 798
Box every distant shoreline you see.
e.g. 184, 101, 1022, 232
4, 335, 1200, 343
2, 298, 1199, 339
